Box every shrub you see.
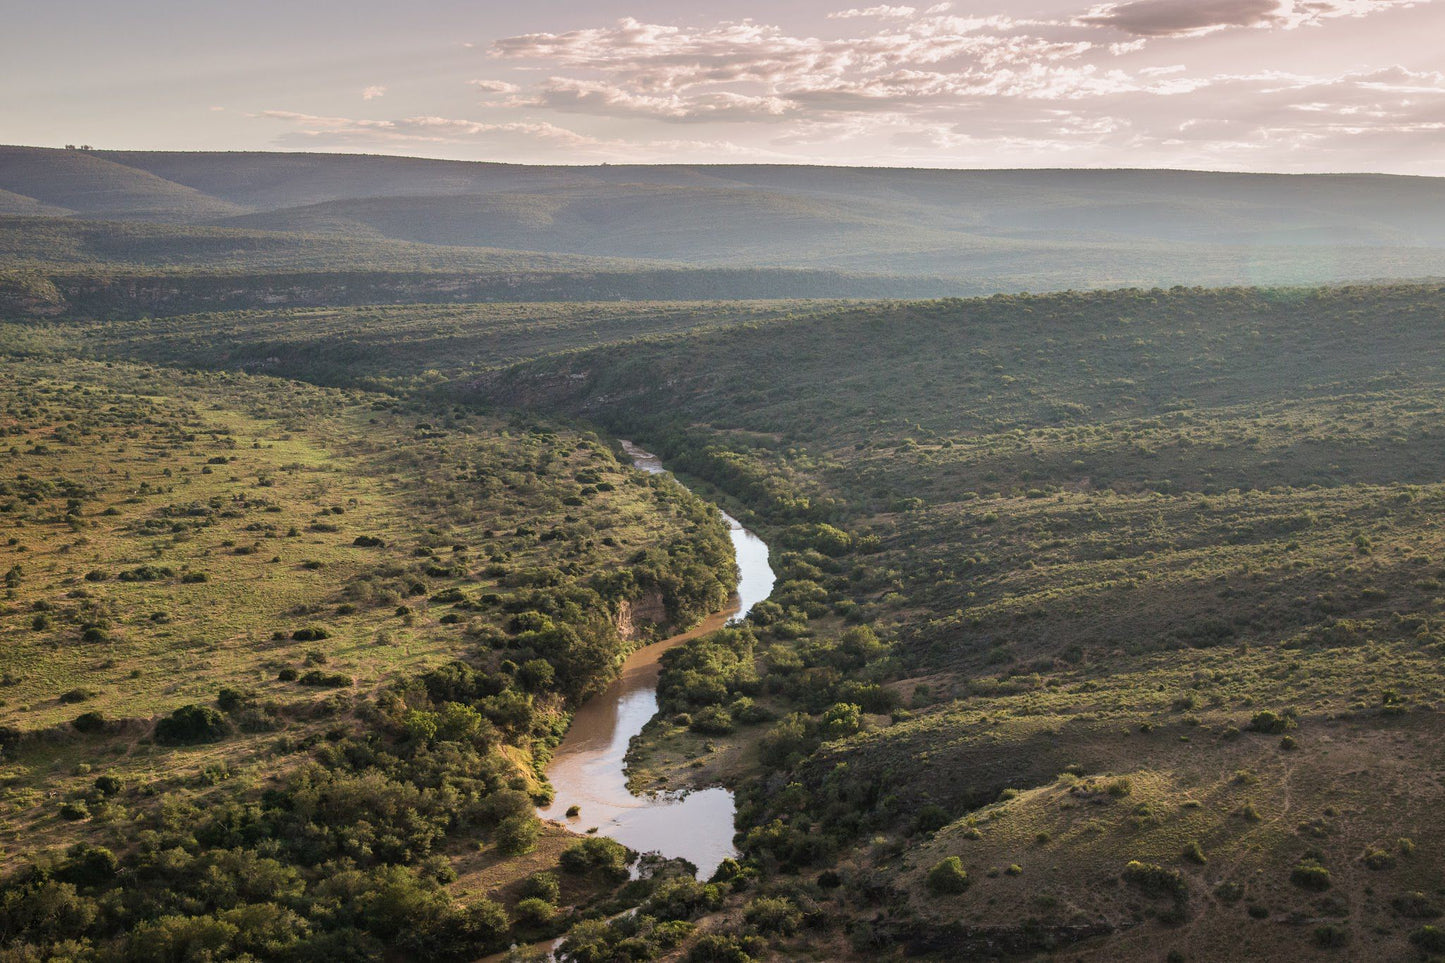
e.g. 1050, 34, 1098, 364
913, 804, 951, 835
643, 877, 725, 922
277, 667, 299, 682
758, 713, 818, 768
1313, 924, 1349, 949
560, 837, 632, 882
1214, 881, 1245, 904
688, 933, 762, 963
730, 696, 775, 724
1182, 840, 1208, 865
516, 659, 555, 692
1392, 892, 1442, 919
1247, 710, 1296, 734
71, 712, 106, 734
519, 872, 560, 903
496, 813, 540, 856
118, 565, 175, 582
743, 897, 802, 935
216, 686, 253, 712
821, 702, 863, 739
93, 775, 122, 796
1290, 860, 1332, 891
59, 688, 98, 705
299, 670, 351, 688
1123, 861, 1188, 901
1410, 926, 1445, 953
154, 704, 231, 745
690, 705, 735, 735
514, 898, 555, 927
59, 800, 90, 821
59, 845, 118, 886
291, 626, 329, 641
926, 856, 970, 895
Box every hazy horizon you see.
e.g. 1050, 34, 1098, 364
14, 142, 1445, 180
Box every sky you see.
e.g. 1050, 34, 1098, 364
3, 0, 1443, 172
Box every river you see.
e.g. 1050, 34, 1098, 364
535, 441, 775, 879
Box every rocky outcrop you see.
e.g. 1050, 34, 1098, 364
616, 588, 669, 642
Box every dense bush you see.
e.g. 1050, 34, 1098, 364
925, 856, 970, 894
1122, 861, 1188, 901
559, 838, 634, 883
1291, 860, 1333, 892
154, 704, 231, 744
742, 896, 802, 935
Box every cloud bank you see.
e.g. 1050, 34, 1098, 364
253, 0, 1441, 171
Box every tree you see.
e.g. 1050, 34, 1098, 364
495, 813, 540, 856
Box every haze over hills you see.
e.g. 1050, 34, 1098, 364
4, 146, 1445, 302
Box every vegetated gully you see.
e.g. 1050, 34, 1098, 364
537, 442, 776, 879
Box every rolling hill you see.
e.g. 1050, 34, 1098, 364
4, 147, 1445, 297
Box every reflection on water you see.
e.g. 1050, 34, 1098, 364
537, 441, 775, 879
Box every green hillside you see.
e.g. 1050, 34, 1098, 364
2, 300, 825, 390
480, 283, 1445, 960
0, 352, 738, 960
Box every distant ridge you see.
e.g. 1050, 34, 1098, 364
4, 145, 1445, 299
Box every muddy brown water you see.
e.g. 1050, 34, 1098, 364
536, 441, 775, 880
